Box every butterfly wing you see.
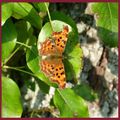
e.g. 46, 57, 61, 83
39, 39, 57, 56
39, 26, 69, 88
40, 57, 66, 88
52, 26, 69, 55
39, 26, 69, 56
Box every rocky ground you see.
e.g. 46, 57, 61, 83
78, 22, 118, 117
21, 3, 118, 118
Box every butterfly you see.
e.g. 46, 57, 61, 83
39, 26, 69, 88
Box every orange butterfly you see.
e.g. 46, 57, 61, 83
39, 26, 69, 88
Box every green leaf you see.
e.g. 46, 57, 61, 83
2, 3, 13, 26
26, 45, 40, 73
50, 11, 78, 34
63, 45, 83, 82
2, 76, 23, 117
15, 20, 36, 46
12, 2, 42, 29
38, 20, 72, 42
66, 45, 83, 81
33, 2, 49, 12
2, 18, 17, 63
73, 84, 98, 102
35, 78, 50, 93
92, 3, 118, 47
15, 20, 31, 43
53, 88, 89, 118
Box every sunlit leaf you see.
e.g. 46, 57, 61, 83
2, 18, 17, 63
12, 2, 42, 29
33, 2, 49, 12
2, 3, 13, 26
2, 76, 23, 117
92, 3, 118, 47
53, 88, 89, 117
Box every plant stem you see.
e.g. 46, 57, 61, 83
16, 41, 31, 49
3, 42, 31, 65
11, 66, 26, 69
3, 65, 36, 77
45, 3, 54, 32
3, 45, 22, 65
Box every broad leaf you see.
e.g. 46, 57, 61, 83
73, 84, 98, 102
53, 88, 89, 117
2, 3, 13, 26
15, 20, 36, 46
2, 18, 17, 63
33, 2, 49, 12
38, 20, 72, 42
2, 77, 23, 117
66, 45, 83, 80
92, 3, 118, 47
12, 2, 42, 29
50, 11, 78, 35
26, 45, 40, 73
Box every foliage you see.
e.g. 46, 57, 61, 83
53, 88, 89, 117
2, 77, 23, 117
92, 3, 118, 47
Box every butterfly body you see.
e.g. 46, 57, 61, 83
39, 26, 69, 88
